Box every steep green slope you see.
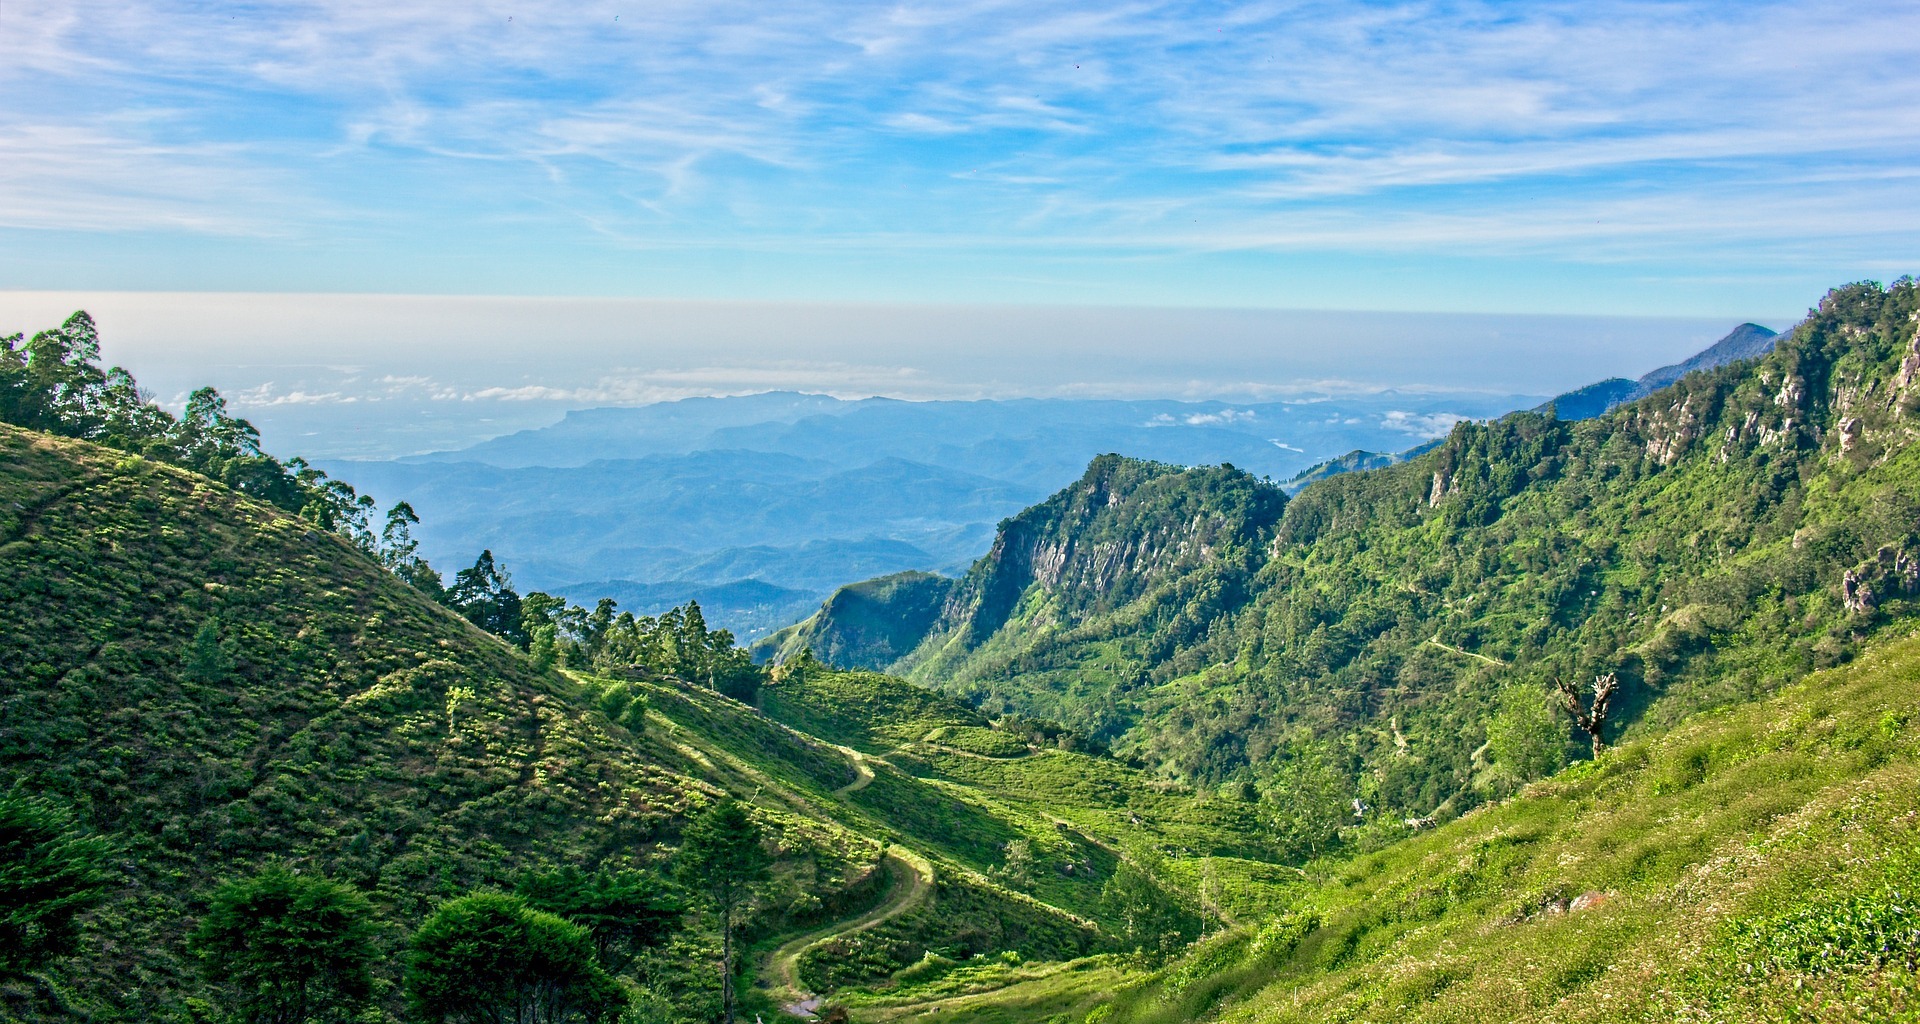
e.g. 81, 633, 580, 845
0, 423, 886, 1020
781, 280, 1920, 832
3, 421, 1287, 1019
1279, 440, 1438, 493
887, 455, 1285, 739
874, 622, 1920, 1023
748, 667, 1274, 992
756, 571, 957, 671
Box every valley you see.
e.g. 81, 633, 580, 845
4, 278, 1919, 1024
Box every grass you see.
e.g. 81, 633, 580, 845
867, 622, 1920, 1023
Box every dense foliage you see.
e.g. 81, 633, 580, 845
188, 867, 380, 1024
525, 594, 763, 701
783, 280, 1920, 855
404, 892, 623, 1024
1, 312, 385, 539
0, 791, 112, 981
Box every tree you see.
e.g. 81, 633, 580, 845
1555, 672, 1620, 758
184, 615, 237, 685
1485, 682, 1568, 788
515, 867, 686, 973
380, 501, 444, 598
992, 838, 1035, 890
676, 798, 771, 1024
0, 790, 113, 980
1099, 844, 1197, 958
188, 867, 379, 1024
1262, 746, 1349, 861
446, 550, 525, 646
406, 892, 624, 1024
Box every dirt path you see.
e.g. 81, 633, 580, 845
1425, 634, 1507, 666
917, 740, 1039, 761
830, 745, 876, 797
765, 848, 936, 1016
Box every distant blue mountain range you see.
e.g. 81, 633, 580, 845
324, 390, 1536, 636
330, 325, 1773, 638
1536, 322, 1778, 420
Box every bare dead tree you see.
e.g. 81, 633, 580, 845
1555, 672, 1619, 758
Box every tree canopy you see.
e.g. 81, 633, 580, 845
405, 892, 625, 1024
523, 595, 764, 700
0, 789, 113, 980
187, 867, 380, 1024
676, 797, 771, 1024
515, 866, 685, 972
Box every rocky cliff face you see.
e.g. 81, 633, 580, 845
937, 454, 1287, 645
764, 455, 1286, 695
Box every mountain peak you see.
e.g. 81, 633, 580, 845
1543, 322, 1781, 421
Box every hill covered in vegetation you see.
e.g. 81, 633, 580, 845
7, 280, 1920, 1024
856, 621, 1920, 1023
770, 280, 1920, 835
0, 374, 1265, 1022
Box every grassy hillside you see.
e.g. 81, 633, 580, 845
849, 621, 1920, 1023
751, 667, 1277, 991
1, 420, 1287, 1020
0, 422, 893, 1020
778, 280, 1920, 834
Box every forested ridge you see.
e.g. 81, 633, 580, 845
773, 279, 1920, 841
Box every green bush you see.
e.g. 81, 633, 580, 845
406, 892, 625, 1024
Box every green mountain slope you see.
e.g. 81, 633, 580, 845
0, 423, 878, 1019
866, 622, 1920, 1023
1278, 439, 1439, 493
755, 571, 956, 669
770, 454, 1287, 739
0, 421, 1281, 1021
776, 280, 1920, 829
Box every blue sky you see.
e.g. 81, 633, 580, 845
3, 0, 1916, 317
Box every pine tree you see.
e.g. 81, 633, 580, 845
184, 616, 236, 685
0, 790, 113, 980
676, 798, 771, 1024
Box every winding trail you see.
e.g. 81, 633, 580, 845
766, 848, 936, 1016
751, 730, 1095, 1015
830, 745, 876, 797
1425, 634, 1507, 666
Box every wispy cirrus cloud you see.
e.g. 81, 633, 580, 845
0, 0, 1915, 308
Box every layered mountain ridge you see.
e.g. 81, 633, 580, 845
1279, 321, 1781, 494
766, 282, 1920, 818
325, 392, 1540, 635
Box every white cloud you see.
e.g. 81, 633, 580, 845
1381, 410, 1470, 437
1184, 409, 1255, 425
227, 384, 358, 407
1, 0, 1914, 278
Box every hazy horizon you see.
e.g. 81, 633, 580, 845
0, 290, 1775, 459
